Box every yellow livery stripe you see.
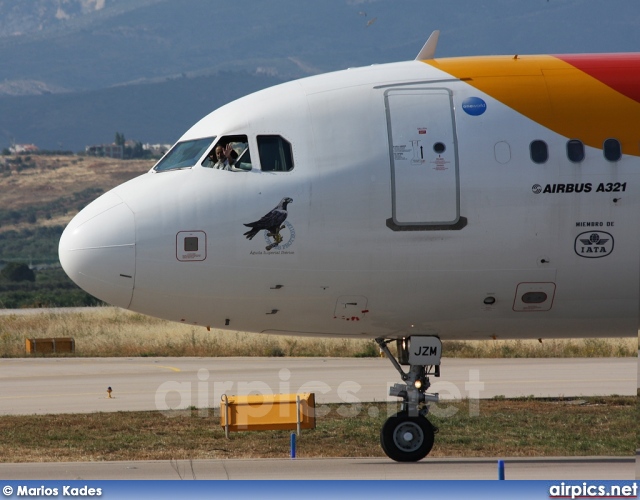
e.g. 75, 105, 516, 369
424, 55, 640, 157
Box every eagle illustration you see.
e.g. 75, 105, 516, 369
243, 197, 293, 250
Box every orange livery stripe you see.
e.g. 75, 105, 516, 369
423, 54, 640, 157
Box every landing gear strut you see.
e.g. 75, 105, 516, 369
375, 336, 442, 462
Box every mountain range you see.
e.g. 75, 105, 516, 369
0, 0, 638, 151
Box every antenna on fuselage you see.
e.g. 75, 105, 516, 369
415, 30, 440, 60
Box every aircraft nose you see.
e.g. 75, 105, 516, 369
58, 191, 136, 309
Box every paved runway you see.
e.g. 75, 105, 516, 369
0, 356, 635, 415
0, 456, 634, 480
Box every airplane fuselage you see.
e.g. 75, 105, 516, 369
59, 54, 640, 341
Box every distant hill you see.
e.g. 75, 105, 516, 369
1, 0, 637, 93
0, 154, 152, 236
0, 153, 153, 307
0, 70, 285, 151
0, 0, 638, 151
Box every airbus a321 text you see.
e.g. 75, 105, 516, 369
59, 32, 640, 462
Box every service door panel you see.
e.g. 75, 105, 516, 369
386, 88, 460, 227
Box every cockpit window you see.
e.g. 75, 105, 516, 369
202, 135, 252, 171
257, 135, 294, 172
154, 137, 215, 172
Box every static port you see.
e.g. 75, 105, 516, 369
484, 297, 496, 305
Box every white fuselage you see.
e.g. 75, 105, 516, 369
59, 58, 640, 341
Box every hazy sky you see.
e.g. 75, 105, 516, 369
0, 0, 637, 150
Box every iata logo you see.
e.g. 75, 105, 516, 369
575, 231, 614, 258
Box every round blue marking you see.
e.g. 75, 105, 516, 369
462, 97, 487, 116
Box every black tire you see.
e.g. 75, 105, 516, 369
380, 411, 435, 462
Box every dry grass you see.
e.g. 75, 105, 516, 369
444, 337, 637, 358
0, 308, 381, 358
0, 307, 637, 359
1, 156, 152, 210
0, 398, 634, 462
0, 155, 152, 232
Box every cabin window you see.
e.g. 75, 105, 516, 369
529, 140, 548, 164
603, 139, 622, 162
566, 139, 585, 163
257, 135, 294, 172
154, 136, 215, 172
202, 135, 252, 171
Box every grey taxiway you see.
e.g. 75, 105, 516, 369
0, 356, 635, 415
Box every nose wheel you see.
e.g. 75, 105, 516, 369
376, 336, 442, 462
380, 411, 435, 462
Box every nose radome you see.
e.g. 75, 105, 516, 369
59, 191, 136, 309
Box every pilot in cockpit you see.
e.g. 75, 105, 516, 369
204, 142, 251, 171
205, 143, 236, 170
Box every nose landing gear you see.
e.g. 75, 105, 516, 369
375, 336, 442, 462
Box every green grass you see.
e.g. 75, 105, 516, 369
0, 398, 634, 462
